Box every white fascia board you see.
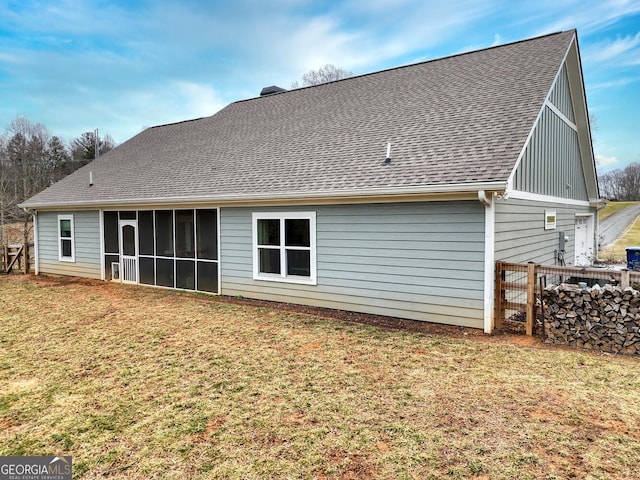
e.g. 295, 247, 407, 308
21, 181, 507, 210
505, 189, 593, 207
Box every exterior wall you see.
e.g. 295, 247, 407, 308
513, 105, 588, 200
494, 197, 595, 265
36, 210, 102, 279
221, 201, 486, 328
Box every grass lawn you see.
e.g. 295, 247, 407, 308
598, 201, 640, 222
1, 275, 640, 479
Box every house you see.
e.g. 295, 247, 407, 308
20, 30, 599, 333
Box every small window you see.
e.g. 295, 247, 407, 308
252, 212, 316, 285
58, 214, 75, 262
545, 210, 557, 230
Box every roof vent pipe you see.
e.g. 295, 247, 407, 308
89, 171, 93, 187
384, 143, 391, 164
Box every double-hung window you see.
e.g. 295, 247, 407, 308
252, 212, 316, 285
58, 214, 75, 262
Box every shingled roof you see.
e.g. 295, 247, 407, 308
23, 30, 578, 209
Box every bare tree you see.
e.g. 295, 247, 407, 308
291, 64, 354, 88
599, 163, 640, 200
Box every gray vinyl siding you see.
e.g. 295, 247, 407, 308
549, 64, 575, 122
37, 210, 102, 279
494, 197, 594, 265
221, 201, 486, 329
513, 105, 588, 200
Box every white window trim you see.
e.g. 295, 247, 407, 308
252, 211, 317, 285
58, 214, 75, 262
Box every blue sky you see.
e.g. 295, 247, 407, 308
0, 0, 638, 173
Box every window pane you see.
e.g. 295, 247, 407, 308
155, 211, 174, 257
257, 219, 280, 246
119, 211, 136, 220
259, 248, 280, 274
138, 211, 154, 255
60, 219, 72, 238
196, 210, 218, 260
176, 210, 195, 258
104, 211, 119, 253
286, 249, 310, 276
156, 258, 174, 287
176, 260, 195, 290
285, 219, 310, 247
121, 225, 136, 256
139, 257, 154, 285
61, 239, 72, 257
197, 261, 218, 293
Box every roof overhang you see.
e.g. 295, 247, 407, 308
20, 181, 507, 211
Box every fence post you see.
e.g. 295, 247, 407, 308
621, 269, 630, 289
23, 244, 29, 274
494, 261, 505, 329
526, 263, 537, 336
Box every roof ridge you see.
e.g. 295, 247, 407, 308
232, 29, 573, 106
150, 116, 207, 130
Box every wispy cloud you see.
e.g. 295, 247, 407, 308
584, 32, 640, 63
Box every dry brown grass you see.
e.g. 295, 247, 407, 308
1, 275, 640, 479
600, 216, 640, 263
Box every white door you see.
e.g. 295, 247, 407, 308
119, 220, 138, 283
574, 216, 591, 266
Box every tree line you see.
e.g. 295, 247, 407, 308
0, 115, 116, 244
599, 163, 640, 201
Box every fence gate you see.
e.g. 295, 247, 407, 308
1, 244, 29, 274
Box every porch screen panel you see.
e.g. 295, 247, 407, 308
156, 258, 174, 287
139, 257, 155, 285
197, 261, 218, 293
176, 260, 195, 290
155, 211, 174, 257
196, 210, 218, 260
138, 211, 154, 255
176, 210, 195, 258
104, 254, 119, 280
104, 211, 119, 253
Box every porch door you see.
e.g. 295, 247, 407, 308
119, 220, 138, 283
574, 216, 590, 266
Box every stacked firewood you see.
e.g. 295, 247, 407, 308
541, 284, 640, 355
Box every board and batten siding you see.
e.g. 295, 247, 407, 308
36, 210, 102, 279
221, 201, 486, 328
513, 105, 588, 201
494, 198, 593, 265
549, 63, 575, 123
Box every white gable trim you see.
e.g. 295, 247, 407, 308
545, 100, 577, 131
505, 189, 592, 207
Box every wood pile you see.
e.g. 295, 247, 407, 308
542, 284, 640, 355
